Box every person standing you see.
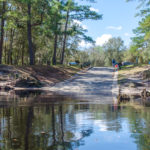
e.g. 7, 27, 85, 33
112, 59, 116, 67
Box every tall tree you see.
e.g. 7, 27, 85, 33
0, 0, 6, 64
52, 0, 62, 65
27, 1, 34, 65
60, 9, 69, 64
60, 0, 102, 64
60, 0, 70, 64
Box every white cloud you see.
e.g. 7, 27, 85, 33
73, 20, 88, 30
73, 20, 82, 25
82, 25, 88, 30
106, 26, 123, 30
124, 33, 130, 37
96, 34, 112, 46
90, 7, 99, 13
79, 40, 93, 48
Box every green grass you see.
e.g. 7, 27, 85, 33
120, 64, 134, 70
120, 64, 149, 70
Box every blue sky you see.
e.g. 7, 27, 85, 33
75, 0, 140, 48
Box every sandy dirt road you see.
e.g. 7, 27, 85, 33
49, 67, 118, 104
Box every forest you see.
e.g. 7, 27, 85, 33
0, 0, 102, 66
0, 0, 150, 67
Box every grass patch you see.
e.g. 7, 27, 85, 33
119, 64, 150, 75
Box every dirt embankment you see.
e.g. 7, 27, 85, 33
118, 65, 150, 96
0, 65, 81, 90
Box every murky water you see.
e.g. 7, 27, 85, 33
0, 92, 150, 150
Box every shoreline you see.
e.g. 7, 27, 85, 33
0, 65, 92, 95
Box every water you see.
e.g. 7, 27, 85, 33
0, 93, 150, 150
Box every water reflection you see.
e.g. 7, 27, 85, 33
0, 95, 150, 150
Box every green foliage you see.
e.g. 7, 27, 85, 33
125, 0, 150, 64
103, 37, 125, 66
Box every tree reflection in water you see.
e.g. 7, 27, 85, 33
0, 95, 150, 150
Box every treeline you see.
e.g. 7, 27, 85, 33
0, 0, 102, 65
82, 37, 126, 67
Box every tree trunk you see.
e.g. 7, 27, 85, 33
0, 1, 6, 64
8, 29, 15, 65
22, 44, 25, 66
27, 2, 34, 65
60, 10, 69, 64
4, 33, 7, 64
52, 0, 60, 65
52, 33, 58, 65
